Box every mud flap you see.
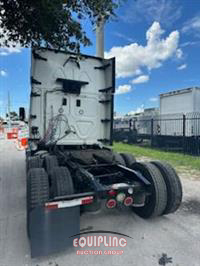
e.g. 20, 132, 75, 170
29, 206, 80, 257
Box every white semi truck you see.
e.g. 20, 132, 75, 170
22, 48, 182, 257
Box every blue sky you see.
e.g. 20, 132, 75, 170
1, 0, 200, 117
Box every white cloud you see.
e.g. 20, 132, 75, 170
0, 51, 8, 56
128, 105, 144, 115
0, 70, 7, 77
116, 84, 132, 95
0, 47, 22, 56
176, 48, 183, 59
122, 0, 182, 27
132, 75, 149, 84
177, 64, 187, 70
149, 97, 158, 102
182, 15, 200, 37
180, 41, 200, 47
113, 32, 135, 43
105, 22, 181, 78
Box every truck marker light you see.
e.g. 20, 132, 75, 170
106, 199, 117, 209
45, 203, 58, 210
124, 197, 133, 207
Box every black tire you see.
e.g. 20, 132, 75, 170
131, 162, 167, 218
27, 156, 43, 172
44, 155, 58, 175
151, 161, 182, 214
120, 153, 136, 168
113, 152, 126, 166
51, 167, 74, 197
29, 168, 50, 208
27, 168, 49, 237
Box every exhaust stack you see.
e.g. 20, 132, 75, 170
96, 17, 105, 58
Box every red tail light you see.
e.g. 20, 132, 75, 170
45, 203, 58, 210
106, 199, 117, 209
81, 197, 93, 205
124, 197, 133, 206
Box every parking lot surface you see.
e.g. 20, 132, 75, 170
0, 140, 200, 266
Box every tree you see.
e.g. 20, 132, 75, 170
6, 111, 19, 121
0, 0, 122, 52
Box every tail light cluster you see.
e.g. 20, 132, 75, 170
106, 199, 117, 209
106, 190, 134, 209
124, 196, 133, 206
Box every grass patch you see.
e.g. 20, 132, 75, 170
112, 142, 200, 171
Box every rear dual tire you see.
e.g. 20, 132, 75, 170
131, 161, 182, 218
131, 162, 167, 218
27, 156, 43, 172
27, 166, 75, 237
27, 168, 50, 237
151, 161, 182, 215
44, 155, 59, 175
120, 153, 136, 168
50, 167, 74, 197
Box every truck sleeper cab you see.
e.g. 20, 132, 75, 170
26, 48, 182, 257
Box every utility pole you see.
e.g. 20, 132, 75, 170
8, 91, 11, 129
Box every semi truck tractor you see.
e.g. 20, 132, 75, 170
24, 48, 182, 257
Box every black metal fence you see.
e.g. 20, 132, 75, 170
113, 112, 200, 156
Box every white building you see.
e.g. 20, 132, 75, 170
159, 87, 200, 136
160, 87, 200, 115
